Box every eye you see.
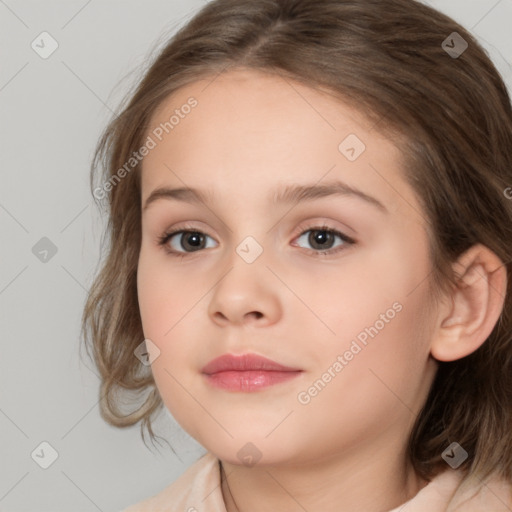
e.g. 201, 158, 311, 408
157, 228, 217, 255
292, 224, 356, 256
157, 222, 356, 258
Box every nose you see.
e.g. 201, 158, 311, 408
207, 260, 282, 327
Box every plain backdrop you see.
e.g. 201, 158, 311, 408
1, 0, 511, 510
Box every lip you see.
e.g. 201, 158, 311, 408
201, 353, 303, 392
202, 353, 301, 374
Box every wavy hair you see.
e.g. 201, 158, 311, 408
81, 0, 512, 491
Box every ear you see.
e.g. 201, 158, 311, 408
430, 243, 508, 362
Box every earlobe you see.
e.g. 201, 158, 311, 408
430, 244, 507, 362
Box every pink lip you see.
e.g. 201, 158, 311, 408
201, 353, 303, 392
202, 353, 300, 373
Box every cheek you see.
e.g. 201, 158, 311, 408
327, 292, 431, 424
294, 305, 431, 451
136, 250, 203, 401
306, 252, 403, 346
137, 250, 198, 340
313, 238, 433, 398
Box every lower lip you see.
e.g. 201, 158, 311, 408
203, 370, 302, 392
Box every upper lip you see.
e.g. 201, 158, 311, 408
201, 353, 302, 374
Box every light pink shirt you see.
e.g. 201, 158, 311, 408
121, 451, 512, 511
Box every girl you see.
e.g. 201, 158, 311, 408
82, 0, 512, 510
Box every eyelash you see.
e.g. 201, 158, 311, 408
156, 222, 356, 259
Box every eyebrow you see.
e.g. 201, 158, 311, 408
142, 181, 388, 214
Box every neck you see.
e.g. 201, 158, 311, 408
220, 441, 428, 512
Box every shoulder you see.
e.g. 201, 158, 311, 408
388, 468, 512, 512
448, 470, 512, 511
388, 468, 465, 511
120, 451, 226, 512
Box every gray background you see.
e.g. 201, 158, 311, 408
1, 0, 511, 511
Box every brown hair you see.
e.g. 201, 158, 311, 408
82, 0, 512, 490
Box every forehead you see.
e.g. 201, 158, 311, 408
141, 68, 422, 221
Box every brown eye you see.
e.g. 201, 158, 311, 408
293, 226, 355, 256
306, 230, 336, 250
158, 229, 216, 254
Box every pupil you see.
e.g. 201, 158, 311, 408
310, 230, 332, 249
184, 232, 203, 250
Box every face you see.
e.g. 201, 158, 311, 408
137, 68, 439, 467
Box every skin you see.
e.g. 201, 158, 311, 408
136, 68, 507, 512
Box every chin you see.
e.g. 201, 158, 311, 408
201, 435, 301, 468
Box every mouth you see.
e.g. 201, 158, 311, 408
201, 353, 303, 392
